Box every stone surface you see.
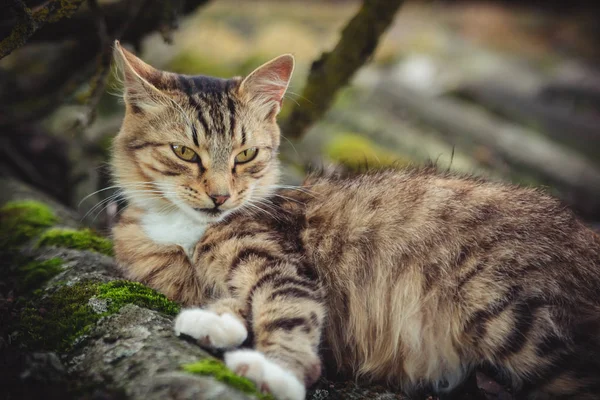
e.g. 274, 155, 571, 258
67, 305, 253, 399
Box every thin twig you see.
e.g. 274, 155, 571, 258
68, 0, 113, 131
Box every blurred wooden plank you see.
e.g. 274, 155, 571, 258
458, 83, 600, 162
371, 78, 600, 219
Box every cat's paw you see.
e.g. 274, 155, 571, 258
225, 349, 305, 400
174, 308, 247, 349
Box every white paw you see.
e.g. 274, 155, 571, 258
174, 308, 247, 349
225, 349, 305, 400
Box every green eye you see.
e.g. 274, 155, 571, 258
235, 147, 258, 164
171, 144, 199, 162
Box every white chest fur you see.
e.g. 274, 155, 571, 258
140, 210, 208, 257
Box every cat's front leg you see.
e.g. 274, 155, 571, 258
224, 264, 326, 400
174, 298, 248, 350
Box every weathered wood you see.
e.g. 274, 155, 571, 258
371, 78, 600, 219
459, 83, 600, 163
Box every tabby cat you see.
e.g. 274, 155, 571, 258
110, 41, 600, 400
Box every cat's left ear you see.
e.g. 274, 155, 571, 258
239, 54, 294, 117
113, 40, 167, 113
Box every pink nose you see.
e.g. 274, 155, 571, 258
209, 194, 230, 206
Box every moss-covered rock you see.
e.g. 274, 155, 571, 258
97, 281, 180, 316
183, 358, 274, 400
18, 280, 179, 352
37, 228, 113, 256
20, 281, 100, 351
326, 132, 409, 171
0, 200, 58, 249
17, 257, 64, 292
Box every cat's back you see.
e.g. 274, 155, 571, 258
299, 166, 600, 296
294, 167, 600, 392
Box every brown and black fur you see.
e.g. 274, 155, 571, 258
110, 42, 600, 399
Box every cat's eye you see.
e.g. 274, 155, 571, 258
235, 147, 258, 164
171, 144, 199, 162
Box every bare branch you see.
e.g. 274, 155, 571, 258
0, 0, 86, 59
281, 0, 404, 140
0, 0, 211, 127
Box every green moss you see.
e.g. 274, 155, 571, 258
0, 200, 58, 250
326, 132, 409, 170
97, 281, 180, 316
37, 228, 113, 256
18, 279, 179, 351
20, 281, 100, 351
183, 358, 274, 400
17, 258, 64, 292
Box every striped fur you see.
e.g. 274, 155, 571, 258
111, 43, 600, 399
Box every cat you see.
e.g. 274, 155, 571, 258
110, 40, 600, 400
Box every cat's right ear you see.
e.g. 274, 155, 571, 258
113, 40, 165, 114
238, 54, 295, 119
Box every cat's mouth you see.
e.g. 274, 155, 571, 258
193, 207, 223, 217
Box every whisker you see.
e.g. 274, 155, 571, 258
284, 90, 313, 105
91, 197, 128, 223
83, 190, 176, 221
280, 134, 300, 158
245, 198, 284, 223
271, 193, 302, 204
78, 181, 178, 207
268, 184, 318, 198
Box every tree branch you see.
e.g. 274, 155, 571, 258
25, 0, 208, 45
0, 0, 211, 126
281, 0, 404, 140
0, 0, 86, 59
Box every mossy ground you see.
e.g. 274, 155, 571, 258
183, 358, 275, 400
0, 200, 57, 249
18, 280, 179, 352
37, 228, 113, 256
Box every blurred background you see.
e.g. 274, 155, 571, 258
1, 0, 600, 231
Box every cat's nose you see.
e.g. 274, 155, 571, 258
209, 194, 230, 206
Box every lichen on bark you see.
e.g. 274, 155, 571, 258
0, 0, 86, 59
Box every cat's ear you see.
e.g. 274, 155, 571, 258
239, 54, 294, 117
113, 40, 165, 113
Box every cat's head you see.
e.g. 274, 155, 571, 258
111, 41, 294, 224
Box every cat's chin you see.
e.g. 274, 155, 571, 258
179, 203, 236, 225
179, 205, 223, 224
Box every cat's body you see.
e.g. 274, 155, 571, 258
110, 42, 600, 399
